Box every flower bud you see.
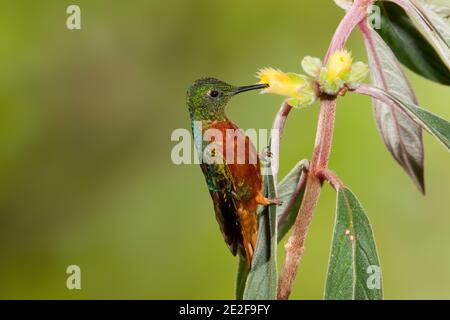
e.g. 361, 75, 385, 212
301, 56, 323, 78
325, 49, 353, 83
347, 61, 370, 88
317, 49, 369, 95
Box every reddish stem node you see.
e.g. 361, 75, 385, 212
316, 168, 345, 191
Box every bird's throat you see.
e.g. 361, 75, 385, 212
190, 106, 227, 122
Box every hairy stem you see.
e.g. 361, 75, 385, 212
354, 84, 414, 122
277, 97, 337, 300
270, 101, 293, 189
316, 168, 345, 191
325, 0, 374, 62
277, 0, 371, 300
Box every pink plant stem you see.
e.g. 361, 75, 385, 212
270, 101, 293, 189
316, 168, 345, 191
354, 84, 386, 101
354, 84, 399, 108
277, 97, 337, 300
354, 84, 412, 120
325, 0, 374, 62
277, 0, 372, 300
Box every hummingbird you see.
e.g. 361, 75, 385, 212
187, 77, 280, 266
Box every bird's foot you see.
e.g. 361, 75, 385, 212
256, 192, 283, 206
266, 197, 283, 206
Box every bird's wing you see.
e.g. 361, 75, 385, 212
198, 120, 260, 263
200, 160, 242, 257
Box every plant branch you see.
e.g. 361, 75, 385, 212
353, 84, 419, 126
325, 0, 374, 62
316, 168, 345, 191
353, 84, 411, 117
277, 0, 371, 300
277, 97, 337, 300
270, 101, 293, 190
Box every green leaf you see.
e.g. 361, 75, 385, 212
277, 160, 308, 243
362, 23, 425, 193
400, 0, 450, 61
387, 93, 450, 150
241, 171, 278, 300
423, 2, 450, 20
376, 1, 450, 85
235, 258, 249, 300
325, 188, 383, 300
356, 85, 450, 151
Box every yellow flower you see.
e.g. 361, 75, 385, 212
256, 67, 316, 107
318, 49, 368, 95
325, 49, 353, 83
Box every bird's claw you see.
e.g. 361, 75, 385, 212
268, 198, 283, 206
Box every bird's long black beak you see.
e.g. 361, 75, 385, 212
233, 83, 269, 95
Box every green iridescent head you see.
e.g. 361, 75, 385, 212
187, 77, 268, 120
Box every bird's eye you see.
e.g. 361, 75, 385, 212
208, 90, 220, 98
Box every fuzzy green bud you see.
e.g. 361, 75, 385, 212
347, 61, 370, 89
317, 49, 369, 95
301, 56, 323, 78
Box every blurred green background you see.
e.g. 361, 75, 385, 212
0, 0, 449, 299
